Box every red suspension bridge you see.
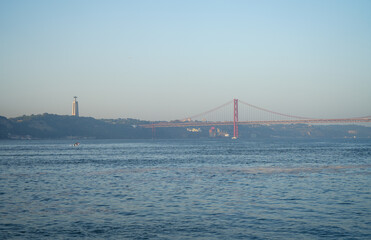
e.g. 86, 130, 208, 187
140, 99, 371, 138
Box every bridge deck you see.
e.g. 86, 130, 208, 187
140, 118, 371, 128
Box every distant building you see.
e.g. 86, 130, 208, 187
209, 127, 216, 137
72, 96, 79, 117
209, 127, 229, 138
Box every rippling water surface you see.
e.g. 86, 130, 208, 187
1, 139, 370, 239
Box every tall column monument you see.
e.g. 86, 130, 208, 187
72, 96, 79, 117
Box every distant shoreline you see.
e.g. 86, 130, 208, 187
1, 114, 371, 140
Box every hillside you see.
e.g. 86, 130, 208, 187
0, 114, 370, 139
1, 114, 151, 139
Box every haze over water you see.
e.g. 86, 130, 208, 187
1, 1, 371, 120
1, 139, 370, 239
1, 1, 371, 239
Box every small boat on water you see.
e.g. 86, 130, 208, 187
73, 142, 80, 146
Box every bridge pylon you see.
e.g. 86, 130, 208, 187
233, 99, 238, 139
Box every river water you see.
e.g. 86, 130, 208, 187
0, 139, 370, 239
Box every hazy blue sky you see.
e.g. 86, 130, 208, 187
1, 0, 370, 120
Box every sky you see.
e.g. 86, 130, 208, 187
1, 0, 370, 121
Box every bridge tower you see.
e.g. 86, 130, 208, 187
233, 99, 238, 139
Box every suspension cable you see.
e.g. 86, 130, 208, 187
180, 100, 233, 121
239, 100, 313, 120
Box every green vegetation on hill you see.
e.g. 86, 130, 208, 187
1, 114, 151, 139
0, 114, 370, 139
